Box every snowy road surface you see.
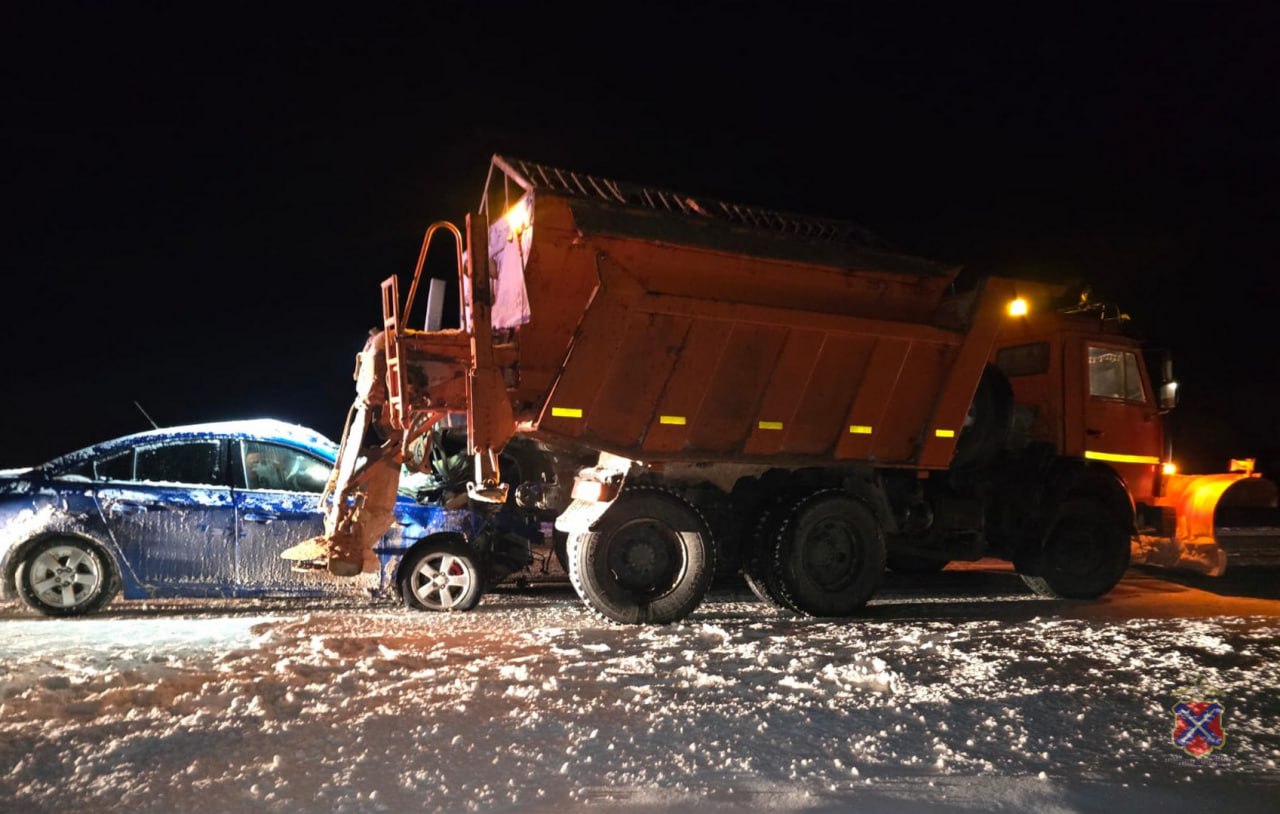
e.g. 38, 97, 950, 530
2, 562, 1278, 813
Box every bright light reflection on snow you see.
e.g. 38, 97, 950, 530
1, 572, 1278, 813
0, 616, 268, 659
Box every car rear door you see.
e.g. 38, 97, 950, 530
95, 439, 237, 593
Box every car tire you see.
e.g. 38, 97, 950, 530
567, 488, 714, 625
1020, 498, 1130, 599
16, 537, 119, 617
398, 539, 484, 611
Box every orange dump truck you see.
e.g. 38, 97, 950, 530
285, 155, 1278, 623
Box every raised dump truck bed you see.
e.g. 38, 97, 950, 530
490, 160, 1011, 471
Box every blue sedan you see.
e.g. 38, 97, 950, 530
0, 419, 527, 616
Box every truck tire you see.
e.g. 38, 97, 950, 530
567, 488, 715, 624
1019, 499, 1130, 599
741, 495, 802, 613
952, 364, 1013, 470
774, 490, 886, 616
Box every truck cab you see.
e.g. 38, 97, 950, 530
996, 306, 1163, 505
993, 298, 1275, 576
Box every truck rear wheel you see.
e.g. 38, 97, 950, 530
741, 496, 802, 613
1020, 499, 1130, 599
774, 491, 886, 616
567, 488, 715, 624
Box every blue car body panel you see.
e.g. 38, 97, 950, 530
99, 483, 238, 596
0, 420, 475, 604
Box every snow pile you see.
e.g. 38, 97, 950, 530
1, 575, 1279, 812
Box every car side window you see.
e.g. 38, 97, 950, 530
134, 441, 222, 486
1088, 346, 1146, 403
240, 441, 331, 493
61, 460, 94, 481
96, 450, 134, 482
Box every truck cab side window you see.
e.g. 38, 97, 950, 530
1088, 346, 1146, 402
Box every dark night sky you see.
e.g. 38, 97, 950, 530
2, 2, 1277, 475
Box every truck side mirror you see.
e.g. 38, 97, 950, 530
1157, 353, 1177, 410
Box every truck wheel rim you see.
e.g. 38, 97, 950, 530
1050, 520, 1105, 578
606, 518, 685, 599
410, 554, 474, 610
29, 546, 101, 608
799, 519, 859, 590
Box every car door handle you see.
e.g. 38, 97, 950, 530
109, 502, 153, 515
1086, 428, 1103, 437
242, 512, 280, 523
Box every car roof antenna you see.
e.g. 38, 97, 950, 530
134, 400, 160, 430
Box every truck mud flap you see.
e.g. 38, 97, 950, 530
554, 498, 614, 536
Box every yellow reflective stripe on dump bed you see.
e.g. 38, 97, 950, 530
551, 407, 583, 418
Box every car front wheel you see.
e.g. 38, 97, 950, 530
398, 540, 484, 612
16, 537, 119, 617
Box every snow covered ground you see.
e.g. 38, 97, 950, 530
2, 563, 1278, 813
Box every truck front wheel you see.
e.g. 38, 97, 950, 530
774, 491, 886, 616
567, 489, 715, 624
1020, 499, 1130, 599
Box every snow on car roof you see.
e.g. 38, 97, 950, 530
142, 419, 336, 448
41, 419, 339, 469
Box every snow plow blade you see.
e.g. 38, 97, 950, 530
1133, 469, 1280, 576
